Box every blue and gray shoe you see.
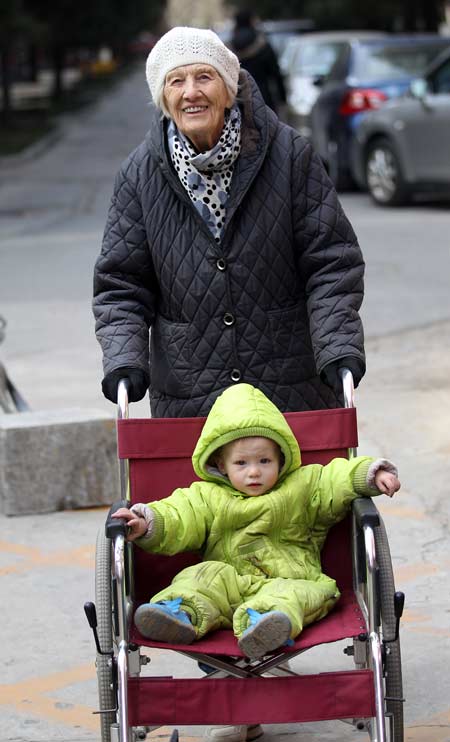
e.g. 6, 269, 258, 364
238, 608, 292, 659
134, 597, 196, 644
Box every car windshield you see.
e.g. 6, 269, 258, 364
267, 31, 300, 57
292, 41, 345, 76
354, 41, 449, 82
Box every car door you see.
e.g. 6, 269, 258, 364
396, 56, 450, 181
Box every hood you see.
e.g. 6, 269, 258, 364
192, 383, 301, 486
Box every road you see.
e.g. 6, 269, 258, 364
1, 64, 450, 742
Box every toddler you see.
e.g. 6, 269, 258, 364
114, 383, 400, 659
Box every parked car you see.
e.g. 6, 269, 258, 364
260, 18, 315, 59
283, 31, 384, 139
310, 34, 450, 190
351, 46, 450, 205
216, 18, 315, 62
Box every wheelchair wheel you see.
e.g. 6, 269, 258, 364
95, 528, 117, 742
375, 518, 404, 742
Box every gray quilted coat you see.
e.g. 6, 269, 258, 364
93, 72, 365, 417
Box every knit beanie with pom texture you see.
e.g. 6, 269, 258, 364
146, 27, 241, 110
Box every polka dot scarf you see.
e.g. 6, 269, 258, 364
167, 105, 241, 242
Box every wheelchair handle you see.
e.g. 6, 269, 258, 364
117, 378, 130, 419
117, 380, 130, 503
339, 367, 355, 409
339, 367, 356, 458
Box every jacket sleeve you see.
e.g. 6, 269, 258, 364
92, 155, 158, 376
135, 482, 215, 555
307, 455, 385, 529
292, 140, 365, 375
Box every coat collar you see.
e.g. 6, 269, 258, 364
145, 71, 279, 239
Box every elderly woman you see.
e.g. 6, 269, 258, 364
93, 26, 365, 418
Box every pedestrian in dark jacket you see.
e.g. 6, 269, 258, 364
230, 10, 286, 113
93, 26, 366, 419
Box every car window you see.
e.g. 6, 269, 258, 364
431, 57, 450, 93
291, 41, 345, 76
267, 32, 298, 58
353, 42, 450, 82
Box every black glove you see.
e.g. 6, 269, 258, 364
320, 357, 365, 393
101, 367, 149, 403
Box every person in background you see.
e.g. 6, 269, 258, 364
93, 26, 366, 420
229, 9, 287, 114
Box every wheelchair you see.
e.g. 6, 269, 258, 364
85, 371, 405, 742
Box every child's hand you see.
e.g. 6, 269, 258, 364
112, 507, 148, 541
374, 470, 401, 497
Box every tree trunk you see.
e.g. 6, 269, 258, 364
51, 44, 65, 101
402, 0, 419, 29
28, 42, 39, 83
421, 0, 442, 30
1, 44, 13, 125
401, 0, 442, 30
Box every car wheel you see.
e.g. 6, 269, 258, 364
365, 138, 409, 206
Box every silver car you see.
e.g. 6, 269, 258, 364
351, 46, 450, 205
283, 31, 385, 139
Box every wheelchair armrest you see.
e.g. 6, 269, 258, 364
105, 499, 129, 540
352, 497, 380, 529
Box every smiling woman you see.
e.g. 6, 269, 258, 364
93, 25, 366, 423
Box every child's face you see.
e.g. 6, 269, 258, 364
217, 437, 281, 496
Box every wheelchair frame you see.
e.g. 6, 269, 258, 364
85, 371, 404, 742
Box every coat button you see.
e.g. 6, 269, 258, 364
230, 369, 241, 382
223, 313, 235, 326
216, 258, 227, 271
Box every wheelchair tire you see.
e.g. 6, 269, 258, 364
375, 518, 404, 742
95, 528, 117, 742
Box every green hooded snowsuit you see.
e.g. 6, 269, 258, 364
137, 384, 380, 641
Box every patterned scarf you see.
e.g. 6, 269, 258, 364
167, 105, 241, 242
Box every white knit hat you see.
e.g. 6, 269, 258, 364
146, 27, 240, 109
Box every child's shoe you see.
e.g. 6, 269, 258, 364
238, 608, 292, 659
134, 597, 196, 644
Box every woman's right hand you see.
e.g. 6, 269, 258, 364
102, 367, 149, 403
112, 507, 148, 541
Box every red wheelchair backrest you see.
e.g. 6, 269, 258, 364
117, 407, 358, 602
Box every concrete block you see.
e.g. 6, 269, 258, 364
0, 408, 119, 516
